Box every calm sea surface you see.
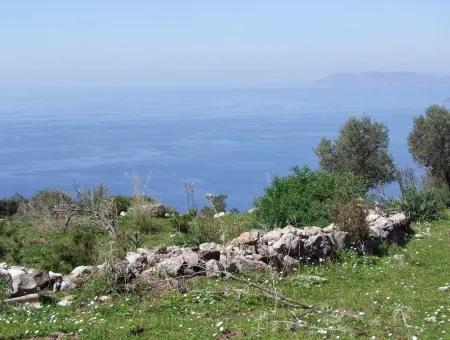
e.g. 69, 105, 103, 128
1, 86, 449, 210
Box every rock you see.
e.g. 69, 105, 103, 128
57, 296, 73, 306
231, 230, 264, 246
393, 254, 407, 265
181, 250, 200, 269
98, 295, 111, 302
282, 255, 300, 269
328, 231, 350, 249
205, 259, 222, 277
198, 243, 222, 261
148, 204, 166, 218
4, 267, 50, 297
438, 286, 449, 293
119, 211, 127, 217
367, 212, 410, 244
126, 252, 147, 265
298, 227, 322, 238
69, 265, 93, 279
4, 293, 40, 304
260, 228, 283, 244
60, 278, 76, 292
49, 271, 63, 282
214, 212, 226, 218
157, 255, 184, 276
272, 233, 302, 257
303, 234, 333, 261
322, 223, 335, 232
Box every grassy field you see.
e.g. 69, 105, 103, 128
0, 212, 449, 339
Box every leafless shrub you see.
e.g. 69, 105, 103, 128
17, 189, 74, 231
331, 199, 369, 245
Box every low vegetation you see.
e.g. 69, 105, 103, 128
255, 167, 366, 228
0, 106, 449, 338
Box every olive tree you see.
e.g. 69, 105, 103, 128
315, 115, 396, 188
408, 105, 450, 187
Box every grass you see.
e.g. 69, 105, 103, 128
1, 212, 449, 339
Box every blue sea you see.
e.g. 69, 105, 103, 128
1, 86, 449, 211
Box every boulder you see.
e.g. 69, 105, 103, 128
2, 267, 50, 297
272, 233, 302, 257
198, 242, 223, 261
328, 231, 350, 249
157, 255, 184, 276
303, 234, 333, 261
230, 230, 264, 246
68, 265, 94, 283
282, 255, 300, 269
205, 259, 222, 277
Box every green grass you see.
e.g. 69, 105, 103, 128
1, 213, 449, 339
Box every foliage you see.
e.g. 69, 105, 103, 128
0, 220, 24, 264
255, 167, 366, 228
205, 193, 228, 213
388, 186, 445, 222
330, 199, 369, 244
315, 115, 396, 188
408, 105, 450, 187
170, 213, 192, 233
113, 195, 133, 214
0, 194, 26, 218
42, 226, 101, 273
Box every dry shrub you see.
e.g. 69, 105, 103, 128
331, 199, 369, 244
17, 189, 74, 231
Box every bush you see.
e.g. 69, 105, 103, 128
0, 220, 24, 264
42, 226, 101, 273
16, 189, 73, 231
0, 194, 26, 218
388, 187, 445, 222
331, 199, 369, 244
170, 213, 192, 233
113, 195, 133, 214
255, 167, 366, 228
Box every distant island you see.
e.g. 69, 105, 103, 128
311, 71, 450, 88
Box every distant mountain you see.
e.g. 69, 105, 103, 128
311, 71, 450, 88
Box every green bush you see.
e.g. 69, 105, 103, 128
113, 195, 133, 214
170, 213, 192, 233
0, 194, 26, 218
0, 220, 24, 264
255, 167, 366, 228
388, 187, 445, 222
42, 226, 101, 273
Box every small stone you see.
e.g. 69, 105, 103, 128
438, 286, 449, 293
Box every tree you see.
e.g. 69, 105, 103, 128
408, 105, 450, 187
315, 115, 396, 188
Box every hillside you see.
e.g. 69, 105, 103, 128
1, 212, 449, 339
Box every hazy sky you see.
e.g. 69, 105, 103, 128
1, 1, 449, 87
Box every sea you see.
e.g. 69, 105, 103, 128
1, 86, 449, 211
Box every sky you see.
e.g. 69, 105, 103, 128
1, 1, 449, 87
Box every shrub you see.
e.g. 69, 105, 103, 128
42, 226, 101, 273
0, 194, 26, 218
331, 199, 369, 244
389, 187, 445, 222
316, 115, 396, 188
170, 213, 192, 233
17, 189, 73, 230
0, 220, 24, 264
386, 168, 446, 222
113, 195, 133, 214
255, 167, 366, 228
